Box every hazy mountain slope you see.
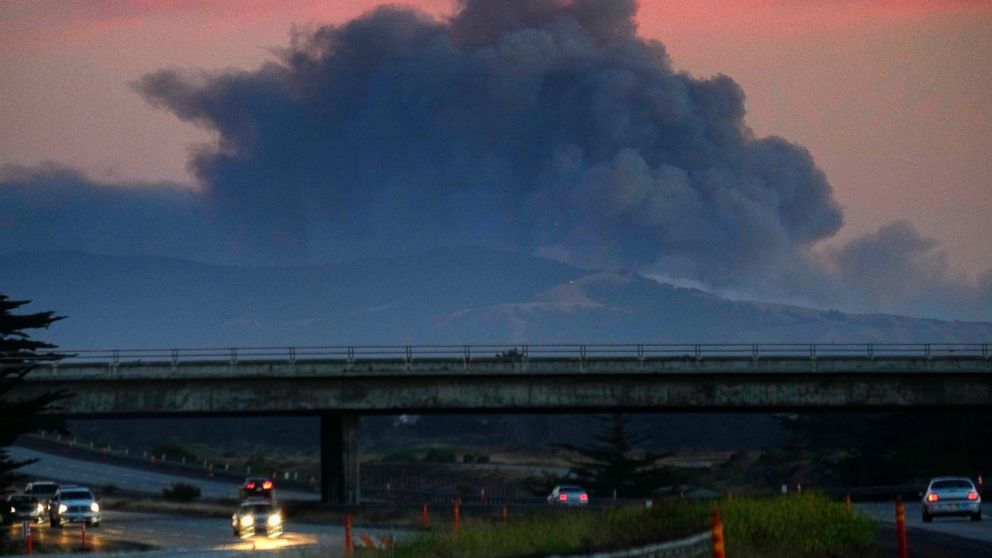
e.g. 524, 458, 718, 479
2, 248, 990, 349
444, 271, 992, 343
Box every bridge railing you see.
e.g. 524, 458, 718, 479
3, 342, 989, 365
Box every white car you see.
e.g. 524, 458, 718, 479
921, 476, 981, 522
49, 486, 101, 528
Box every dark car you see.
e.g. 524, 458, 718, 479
232, 499, 283, 538
547, 485, 589, 506
239, 477, 274, 501
2, 495, 45, 525
24, 481, 59, 513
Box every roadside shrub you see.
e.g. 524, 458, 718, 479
162, 482, 201, 502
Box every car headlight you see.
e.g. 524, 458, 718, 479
267, 513, 281, 526
90, 502, 100, 513
58, 504, 67, 514
37, 503, 44, 513
9, 507, 14, 514
240, 515, 254, 527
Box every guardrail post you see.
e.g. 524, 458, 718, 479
463, 345, 471, 370
637, 344, 645, 369
983, 343, 989, 360
866, 344, 874, 360
752, 344, 759, 361
695, 344, 702, 362
710, 508, 726, 558
809, 344, 816, 360
923, 343, 931, 360
579, 345, 587, 371
229, 348, 238, 365
404, 345, 412, 370
288, 347, 296, 363
895, 496, 908, 558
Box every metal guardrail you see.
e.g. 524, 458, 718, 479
2, 343, 990, 366
549, 530, 712, 558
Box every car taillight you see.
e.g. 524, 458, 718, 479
927, 493, 938, 502
579, 494, 588, 502
246, 482, 256, 490
262, 481, 273, 490
968, 491, 979, 501
559, 494, 568, 501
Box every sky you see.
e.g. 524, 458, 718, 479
1, 0, 990, 321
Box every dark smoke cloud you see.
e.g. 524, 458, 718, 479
3, 0, 989, 321
130, 0, 843, 286
827, 221, 992, 321
0, 163, 222, 259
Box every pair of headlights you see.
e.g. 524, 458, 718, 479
239, 513, 281, 528
57, 502, 99, 514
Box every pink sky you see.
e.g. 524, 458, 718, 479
1, 0, 990, 277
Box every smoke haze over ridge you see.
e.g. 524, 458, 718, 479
2, 0, 990, 321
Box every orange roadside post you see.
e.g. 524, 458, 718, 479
25, 522, 33, 555
81, 521, 87, 551
845, 494, 852, 513
453, 500, 462, 536
710, 508, 726, 558
501, 504, 509, 522
895, 496, 908, 558
421, 504, 429, 528
344, 513, 354, 554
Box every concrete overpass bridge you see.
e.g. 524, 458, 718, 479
8, 343, 992, 503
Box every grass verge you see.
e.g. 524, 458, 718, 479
385, 494, 876, 558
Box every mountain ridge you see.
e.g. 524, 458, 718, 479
2, 248, 990, 348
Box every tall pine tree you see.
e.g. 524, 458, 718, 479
1, 294, 67, 495
554, 414, 682, 498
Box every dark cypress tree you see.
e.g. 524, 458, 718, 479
0, 294, 68, 496
553, 413, 682, 498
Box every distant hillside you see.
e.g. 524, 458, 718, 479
2, 248, 990, 348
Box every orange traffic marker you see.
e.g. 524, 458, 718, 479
710, 508, 726, 558
453, 501, 462, 536
421, 504, 429, 528
895, 497, 908, 558
344, 513, 354, 554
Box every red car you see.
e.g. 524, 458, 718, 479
239, 477, 274, 501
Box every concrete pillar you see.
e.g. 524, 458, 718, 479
320, 412, 360, 504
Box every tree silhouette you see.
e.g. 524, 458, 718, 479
1, 294, 68, 496
553, 413, 682, 498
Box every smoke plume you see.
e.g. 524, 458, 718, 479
131, 0, 843, 285
2, 0, 989, 321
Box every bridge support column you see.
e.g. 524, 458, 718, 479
320, 412, 360, 504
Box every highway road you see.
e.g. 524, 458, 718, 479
7, 446, 317, 501
857, 500, 992, 552
4, 510, 393, 557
